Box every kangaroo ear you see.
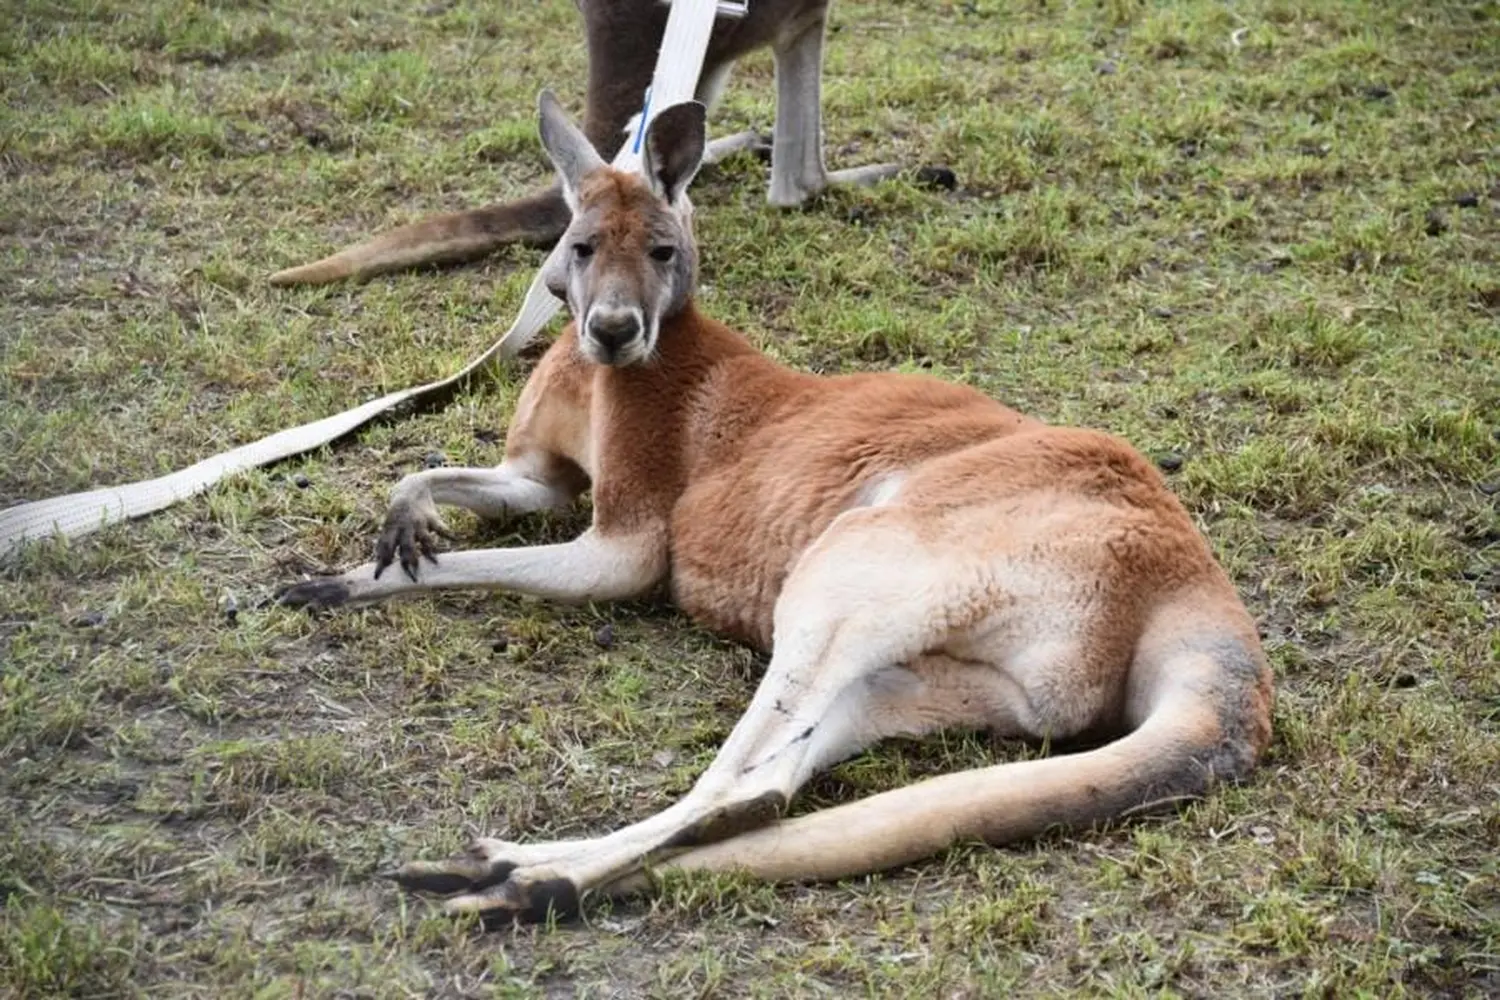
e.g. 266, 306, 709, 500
642, 101, 707, 207
537, 89, 605, 210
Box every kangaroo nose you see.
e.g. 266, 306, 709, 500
586, 308, 643, 356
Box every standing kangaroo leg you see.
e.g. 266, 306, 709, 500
767, 12, 901, 206
696, 61, 776, 166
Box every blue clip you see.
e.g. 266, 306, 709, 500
632, 86, 653, 155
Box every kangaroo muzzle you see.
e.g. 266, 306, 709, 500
584, 305, 648, 364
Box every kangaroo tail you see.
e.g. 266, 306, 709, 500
268, 185, 571, 286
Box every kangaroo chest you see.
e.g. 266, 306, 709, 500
584, 355, 1028, 652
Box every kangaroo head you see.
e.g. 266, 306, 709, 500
536, 89, 706, 367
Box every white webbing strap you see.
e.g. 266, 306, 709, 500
0, 0, 724, 562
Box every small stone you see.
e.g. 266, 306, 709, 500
1424, 210, 1447, 236
1454, 192, 1479, 209
914, 165, 958, 192
1150, 306, 1174, 319
1156, 452, 1185, 473
424, 452, 446, 469
652, 749, 677, 768
293, 473, 312, 489
593, 623, 615, 649
1477, 480, 1500, 497
1095, 59, 1117, 75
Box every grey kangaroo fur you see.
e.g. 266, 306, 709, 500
269, 0, 908, 285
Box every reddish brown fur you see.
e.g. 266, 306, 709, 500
514, 302, 1268, 711
296, 154, 1273, 919
506, 171, 1263, 672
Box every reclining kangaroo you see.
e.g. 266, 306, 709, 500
269, 0, 898, 286
278, 92, 1274, 924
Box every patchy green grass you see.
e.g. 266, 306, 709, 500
2, 0, 1498, 996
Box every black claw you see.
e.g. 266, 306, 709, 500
399, 871, 474, 896
275, 578, 351, 611
374, 540, 394, 578
468, 861, 518, 893
383, 866, 450, 891
516, 877, 581, 924
389, 861, 580, 927
387, 859, 516, 897
374, 511, 452, 584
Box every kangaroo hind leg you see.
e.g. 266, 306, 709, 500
768, 14, 900, 206
391, 508, 1003, 921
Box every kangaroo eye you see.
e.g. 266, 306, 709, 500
649, 245, 676, 263
573, 243, 594, 260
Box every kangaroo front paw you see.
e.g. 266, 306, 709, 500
374, 496, 457, 582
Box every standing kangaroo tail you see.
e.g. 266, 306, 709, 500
268, 184, 572, 286
624, 636, 1273, 886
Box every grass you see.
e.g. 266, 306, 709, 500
2, 0, 1497, 995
